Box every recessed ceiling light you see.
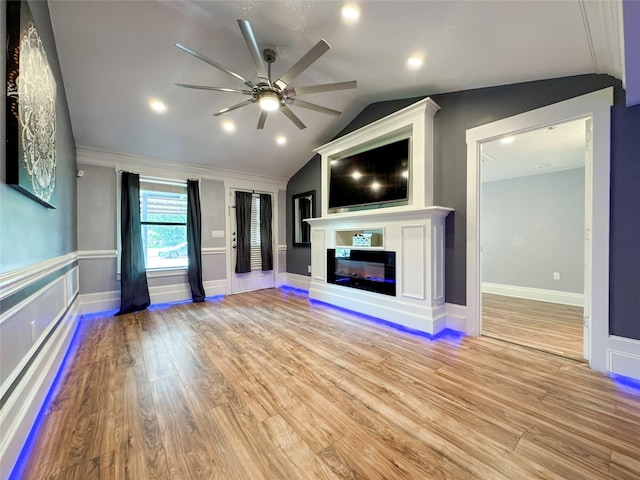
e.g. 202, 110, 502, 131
222, 121, 236, 133
501, 136, 515, 144
341, 4, 361, 22
276, 135, 286, 145
352, 170, 362, 180
371, 181, 381, 191
407, 55, 424, 70
149, 99, 167, 113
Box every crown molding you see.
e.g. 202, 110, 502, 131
579, 0, 625, 86
76, 146, 288, 188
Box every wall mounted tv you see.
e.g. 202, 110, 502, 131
328, 138, 410, 210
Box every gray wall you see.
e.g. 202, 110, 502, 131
286, 74, 640, 341
286, 155, 321, 276
482, 169, 585, 293
1, 0, 77, 272
77, 163, 227, 295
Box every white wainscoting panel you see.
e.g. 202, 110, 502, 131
0, 253, 81, 480
401, 225, 425, 300
311, 229, 326, 281
0, 299, 80, 480
1, 276, 67, 391
65, 266, 79, 307
433, 222, 445, 302
608, 336, 640, 380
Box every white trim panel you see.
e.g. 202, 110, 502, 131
0, 300, 80, 480
202, 247, 226, 255
282, 273, 312, 292
482, 282, 584, 307
608, 336, 640, 380
0, 252, 77, 301
401, 225, 425, 300
77, 250, 117, 260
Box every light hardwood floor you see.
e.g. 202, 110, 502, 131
482, 293, 584, 360
17, 288, 640, 479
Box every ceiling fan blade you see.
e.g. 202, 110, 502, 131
280, 105, 307, 130
176, 42, 256, 88
275, 39, 331, 90
285, 81, 357, 96
289, 98, 341, 117
212, 99, 257, 117
237, 19, 269, 83
175, 84, 252, 94
257, 110, 268, 130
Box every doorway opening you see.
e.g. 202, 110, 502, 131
466, 87, 614, 371
229, 189, 275, 294
479, 119, 587, 359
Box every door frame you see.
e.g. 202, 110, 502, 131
465, 87, 613, 372
224, 182, 282, 295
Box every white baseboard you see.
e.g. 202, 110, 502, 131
78, 290, 120, 315
482, 282, 583, 307
204, 279, 227, 297
608, 336, 640, 381
281, 272, 311, 292
79, 279, 229, 315
445, 303, 467, 332
0, 299, 80, 480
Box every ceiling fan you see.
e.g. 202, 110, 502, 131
175, 19, 357, 130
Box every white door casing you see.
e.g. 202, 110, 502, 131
466, 87, 613, 372
228, 188, 275, 294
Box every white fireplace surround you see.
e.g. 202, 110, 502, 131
308, 98, 454, 335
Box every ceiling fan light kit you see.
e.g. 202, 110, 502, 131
175, 19, 357, 130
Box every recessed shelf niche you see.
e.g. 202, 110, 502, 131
335, 228, 384, 248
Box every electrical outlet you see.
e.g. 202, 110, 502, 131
553, 272, 560, 280
308, 265, 312, 273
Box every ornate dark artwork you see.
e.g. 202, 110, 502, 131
6, 0, 57, 208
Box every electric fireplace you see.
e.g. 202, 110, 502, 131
327, 248, 396, 296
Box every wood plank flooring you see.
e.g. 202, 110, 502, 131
482, 293, 584, 360
17, 288, 640, 479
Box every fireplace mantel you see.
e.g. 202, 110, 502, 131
306, 207, 453, 335
307, 98, 454, 335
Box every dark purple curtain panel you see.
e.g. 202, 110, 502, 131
187, 180, 206, 302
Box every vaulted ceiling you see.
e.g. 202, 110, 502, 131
48, 0, 628, 181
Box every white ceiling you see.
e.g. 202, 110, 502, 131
47, 1, 619, 181
481, 118, 587, 183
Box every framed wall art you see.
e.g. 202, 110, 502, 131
6, 0, 58, 208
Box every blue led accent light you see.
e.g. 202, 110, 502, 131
308, 298, 464, 343
610, 374, 640, 393
280, 285, 309, 294
8, 318, 83, 480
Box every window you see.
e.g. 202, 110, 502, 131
250, 194, 262, 270
139, 178, 188, 270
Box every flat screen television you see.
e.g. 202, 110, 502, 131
328, 138, 410, 210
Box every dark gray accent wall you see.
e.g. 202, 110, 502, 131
1, 0, 77, 272
610, 103, 640, 340
286, 154, 321, 276
482, 169, 585, 293
287, 74, 640, 340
